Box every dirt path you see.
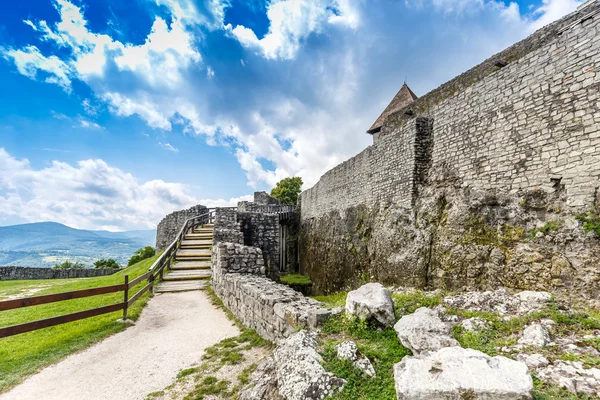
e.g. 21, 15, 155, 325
1, 290, 239, 400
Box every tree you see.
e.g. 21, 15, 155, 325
128, 246, 155, 266
53, 260, 85, 269
93, 258, 121, 269
270, 177, 303, 205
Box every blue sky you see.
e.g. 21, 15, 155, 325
0, 0, 583, 230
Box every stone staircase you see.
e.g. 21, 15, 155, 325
155, 224, 213, 293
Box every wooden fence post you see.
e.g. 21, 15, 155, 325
123, 275, 129, 321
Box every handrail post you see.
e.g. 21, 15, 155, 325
123, 275, 129, 321
149, 275, 154, 296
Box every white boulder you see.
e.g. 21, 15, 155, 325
393, 307, 459, 354
518, 323, 551, 347
394, 347, 533, 399
345, 283, 396, 327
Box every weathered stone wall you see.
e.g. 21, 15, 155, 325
213, 208, 244, 244
0, 266, 120, 280
238, 212, 280, 280
211, 241, 331, 342
299, 4, 600, 298
156, 205, 208, 252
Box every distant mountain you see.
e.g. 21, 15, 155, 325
0, 222, 156, 268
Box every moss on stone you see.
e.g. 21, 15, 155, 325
279, 273, 312, 286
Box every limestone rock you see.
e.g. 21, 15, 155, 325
240, 357, 280, 400
335, 341, 376, 378
274, 330, 345, 400
345, 283, 396, 327
394, 347, 533, 399
513, 291, 552, 314
443, 289, 551, 316
518, 323, 551, 347
517, 353, 550, 369
393, 307, 459, 354
460, 317, 490, 332
536, 361, 600, 397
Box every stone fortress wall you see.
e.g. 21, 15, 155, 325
211, 207, 331, 342
155, 205, 208, 252
299, 2, 600, 297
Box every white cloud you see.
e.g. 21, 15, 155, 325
2, 0, 586, 196
159, 142, 179, 152
0, 148, 250, 230
3, 46, 72, 90
529, 0, 583, 31
228, 0, 361, 60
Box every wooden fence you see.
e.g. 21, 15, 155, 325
0, 211, 215, 339
0, 271, 153, 338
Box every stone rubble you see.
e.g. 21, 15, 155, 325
394, 347, 533, 399
393, 307, 459, 354
335, 341, 376, 378
536, 361, 600, 397
517, 353, 550, 369
460, 317, 490, 332
345, 283, 396, 328
273, 331, 345, 400
443, 288, 552, 316
517, 323, 552, 348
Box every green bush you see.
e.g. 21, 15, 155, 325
93, 258, 121, 269
127, 246, 155, 266
53, 260, 85, 269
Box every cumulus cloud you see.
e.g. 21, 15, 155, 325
0, 148, 250, 230
2, 0, 585, 196
228, 0, 360, 60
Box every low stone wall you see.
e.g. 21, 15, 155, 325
0, 266, 121, 281
212, 242, 331, 342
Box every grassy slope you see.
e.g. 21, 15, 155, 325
0, 255, 159, 393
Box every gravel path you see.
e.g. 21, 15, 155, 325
1, 290, 239, 400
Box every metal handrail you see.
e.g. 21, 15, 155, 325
147, 208, 217, 290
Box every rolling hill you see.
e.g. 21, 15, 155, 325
0, 222, 156, 268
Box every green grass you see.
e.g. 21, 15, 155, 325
0, 255, 159, 392
312, 291, 348, 308
279, 273, 312, 286
320, 315, 411, 399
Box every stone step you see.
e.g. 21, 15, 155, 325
177, 248, 211, 255
171, 261, 211, 270
163, 269, 211, 281
180, 242, 212, 249
185, 234, 213, 240
193, 228, 214, 233
155, 280, 207, 293
175, 254, 211, 262
181, 239, 212, 245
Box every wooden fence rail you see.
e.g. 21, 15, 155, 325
0, 273, 152, 339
